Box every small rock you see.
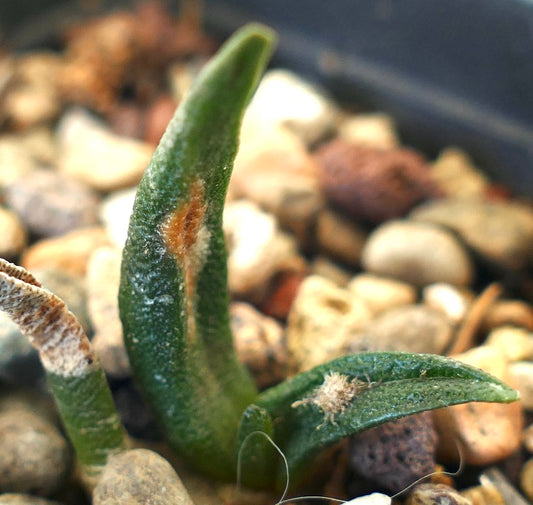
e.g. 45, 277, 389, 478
523, 423, 533, 453
411, 198, 533, 271
286, 275, 372, 372
0, 495, 64, 505
423, 283, 472, 325
430, 147, 490, 198
144, 95, 178, 145
0, 312, 43, 387
361, 220, 473, 288
223, 200, 305, 302
16, 128, 57, 167
57, 108, 154, 191
316, 140, 440, 224
347, 274, 417, 315
481, 300, 533, 332
21, 226, 110, 277
520, 458, 533, 502
230, 302, 287, 388
461, 476, 505, 505
310, 256, 353, 287
407, 484, 472, 505
99, 187, 136, 248
0, 207, 27, 259
350, 412, 438, 495
432, 346, 523, 465
0, 137, 40, 188
0, 407, 71, 496
230, 124, 323, 247
107, 103, 145, 140
3, 52, 62, 130
92, 449, 195, 505
259, 270, 306, 321
243, 69, 338, 145
3, 169, 100, 238
337, 113, 399, 150
316, 208, 367, 266
485, 326, 533, 362
508, 362, 533, 409
87, 247, 131, 378
350, 304, 454, 354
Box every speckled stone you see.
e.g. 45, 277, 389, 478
287, 275, 372, 372
361, 220, 473, 288
0, 407, 71, 496
411, 198, 533, 271
3, 169, 100, 238
92, 449, 194, 505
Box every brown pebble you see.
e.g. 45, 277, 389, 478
316, 140, 440, 224
481, 300, 533, 332
432, 346, 523, 465
92, 449, 194, 505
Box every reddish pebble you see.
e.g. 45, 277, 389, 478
260, 270, 305, 320
144, 95, 178, 145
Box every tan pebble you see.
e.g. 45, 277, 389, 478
57, 108, 154, 191
87, 247, 130, 378
431, 147, 489, 198
230, 124, 323, 247
521, 458, 533, 502
433, 346, 523, 465
223, 200, 305, 302
508, 362, 533, 409
0, 207, 27, 259
0, 494, 64, 504
481, 300, 533, 331
230, 302, 286, 388
337, 112, 399, 150
99, 187, 136, 248
287, 275, 372, 372
93, 449, 194, 505
461, 478, 504, 505
310, 256, 353, 287
347, 273, 417, 315
316, 208, 367, 266
350, 304, 454, 354
0, 409, 71, 496
423, 283, 472, 325
485, 326, 533, 362
0, 137, 40, 187
407, 484, 472, 505
21, 226, 110, 277
362, 220, 473, 288
243, 69, 338, 145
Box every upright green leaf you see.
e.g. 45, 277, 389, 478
119, 24, 276, 480
248, 352, 519, 489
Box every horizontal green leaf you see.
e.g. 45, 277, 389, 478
255, 352, 519, 488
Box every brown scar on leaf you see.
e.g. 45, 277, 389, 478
0, 258, 95, 377
160, 179, 210, 340
292, 372, 379, 428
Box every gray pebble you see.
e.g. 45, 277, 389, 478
411, 198, 533, 271
0, 408, 71, 496
350, 304, 454, 354
361, 220, 473, 287
93, 449, 194, 505
3, 169, 100, 238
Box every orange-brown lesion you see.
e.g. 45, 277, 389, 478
160, 179, 209, 340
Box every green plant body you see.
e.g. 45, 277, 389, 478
118, 22, 519, 490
